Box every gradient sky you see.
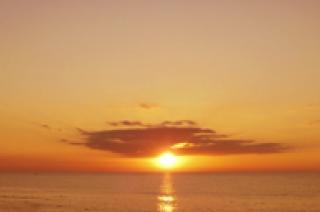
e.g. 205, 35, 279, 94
1, 0, 320, 172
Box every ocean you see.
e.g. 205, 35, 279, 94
0, 173, 319, 211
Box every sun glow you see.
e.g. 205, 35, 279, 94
157, 152, 178, 169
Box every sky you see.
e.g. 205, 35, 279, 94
1, 0, 320, 172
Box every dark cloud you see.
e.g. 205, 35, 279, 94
67, 121, 290, 157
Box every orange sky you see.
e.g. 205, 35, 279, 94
1, 0, 320, 172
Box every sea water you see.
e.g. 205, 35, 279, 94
0, 173, 319, 211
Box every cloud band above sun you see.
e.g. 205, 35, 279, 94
66, 120, 290, 157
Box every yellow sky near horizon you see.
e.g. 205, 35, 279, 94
1, 0, 320, 172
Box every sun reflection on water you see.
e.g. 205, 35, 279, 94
158, 173, 176, 212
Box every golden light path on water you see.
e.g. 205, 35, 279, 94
158, 173, 176, 212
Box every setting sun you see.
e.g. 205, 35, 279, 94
157, 152, 178, 169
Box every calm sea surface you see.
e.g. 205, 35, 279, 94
0, 173, 319, 211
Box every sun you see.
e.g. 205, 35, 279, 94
157, 152, 178, 169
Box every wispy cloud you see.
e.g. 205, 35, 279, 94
35, 123, 62, 132
161, 120, 196, 126
309, 120, 320, 126
139, 102, 159, 110
108, 120, 146, 127
107, 120, 196, 127
41, 124, 51, 130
